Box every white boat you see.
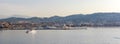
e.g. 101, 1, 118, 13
26, 28, 37, 33
26, 30, 36, 34
26, 30, 32, 33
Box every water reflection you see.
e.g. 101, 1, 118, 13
0, 29, 2, 31
0, 29, 4, 32
113, 37, 120, 39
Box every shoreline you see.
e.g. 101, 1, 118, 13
1, 26, 120, 30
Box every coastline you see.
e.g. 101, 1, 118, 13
1, 26, 120, 30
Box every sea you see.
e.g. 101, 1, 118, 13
0, 27, 120, 44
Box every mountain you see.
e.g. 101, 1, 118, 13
65, 13, 120, 23
1, 13, 120, 24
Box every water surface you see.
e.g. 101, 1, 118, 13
0, 27, 120, 44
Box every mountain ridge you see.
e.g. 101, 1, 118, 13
1, 13, 120, 24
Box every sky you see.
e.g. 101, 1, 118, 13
0, 0, 120, 18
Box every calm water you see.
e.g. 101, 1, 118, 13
1, 27, 120, 44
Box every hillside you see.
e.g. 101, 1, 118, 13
1, 13, 120, 25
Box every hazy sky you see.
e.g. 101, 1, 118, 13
0, 0, 120, 18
